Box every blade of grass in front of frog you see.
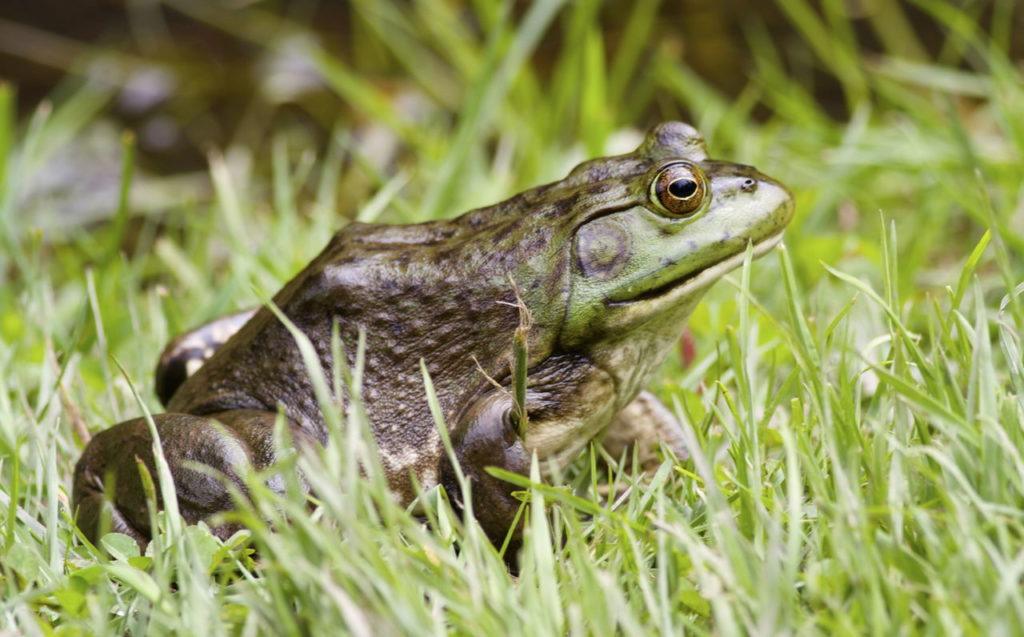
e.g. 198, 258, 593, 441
112, 356, 182, 548
421, 360, 464, 490
348, 329, 390, 495
512, 327, 528, 437
422, 358, 494, 563
508, 274, 532, 437
326, 319, 347, 479
262, 297, 340, 433
134, 452, 161, 547
258, 295, 395, 548
424, 358, 514, 574
525, 453, 563, 632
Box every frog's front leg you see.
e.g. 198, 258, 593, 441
440, 393, 531, 557
73, 409, 318, 547
600, 390, 689, 470
440, 356, 617, 557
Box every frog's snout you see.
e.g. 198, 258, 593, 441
727, 163, 793, 233
760, 174, 795, 229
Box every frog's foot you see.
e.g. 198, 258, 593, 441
72, 409, 312, 548
601, 390, 689, 471
155, 308, 256, 406
440, 394, 530, 561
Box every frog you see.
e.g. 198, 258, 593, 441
73, 122, 793, 556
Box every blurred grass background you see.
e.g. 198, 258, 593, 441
1, 0, 1024, 634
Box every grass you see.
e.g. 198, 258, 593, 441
2, 0, 1024, 634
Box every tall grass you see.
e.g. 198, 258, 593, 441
2, 1, 1023, 633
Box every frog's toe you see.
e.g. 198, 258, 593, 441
74, 468, 149, 547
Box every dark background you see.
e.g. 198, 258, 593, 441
3, 0, 1018, 175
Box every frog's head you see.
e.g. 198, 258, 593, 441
556, 122, 794, 348
435, 123, 793, 519
405, 122, 792, 537
420, 120, 790, 397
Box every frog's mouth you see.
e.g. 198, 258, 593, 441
608, 230, 786, 306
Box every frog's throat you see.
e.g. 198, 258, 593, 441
606, 230, 785, 308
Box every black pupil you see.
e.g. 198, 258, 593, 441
668, 178, 698, 199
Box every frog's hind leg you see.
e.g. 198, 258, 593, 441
73, 409, 313, 548
600, 391, 689, 471
155, 308, 256, 406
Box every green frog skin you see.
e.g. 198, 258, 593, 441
73, 122, 794, 553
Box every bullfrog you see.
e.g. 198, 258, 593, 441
73, 122, 793, 555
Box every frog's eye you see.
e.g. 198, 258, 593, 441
650, 162, 708, 217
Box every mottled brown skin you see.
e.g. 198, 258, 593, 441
73, 122, 794, 557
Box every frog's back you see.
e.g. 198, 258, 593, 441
165, 220, 530, 492
164, 235, 349, 439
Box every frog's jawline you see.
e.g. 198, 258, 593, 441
609, 231, 785, 306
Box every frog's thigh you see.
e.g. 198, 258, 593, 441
155, 308, 257, 406
601, 391, 689, 469
73, 409, 306, 547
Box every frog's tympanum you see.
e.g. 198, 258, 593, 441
74, 123, 793, 555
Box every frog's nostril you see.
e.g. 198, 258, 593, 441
741, 178, 757, 193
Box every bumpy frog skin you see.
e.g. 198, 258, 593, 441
73, 123, 793, 555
